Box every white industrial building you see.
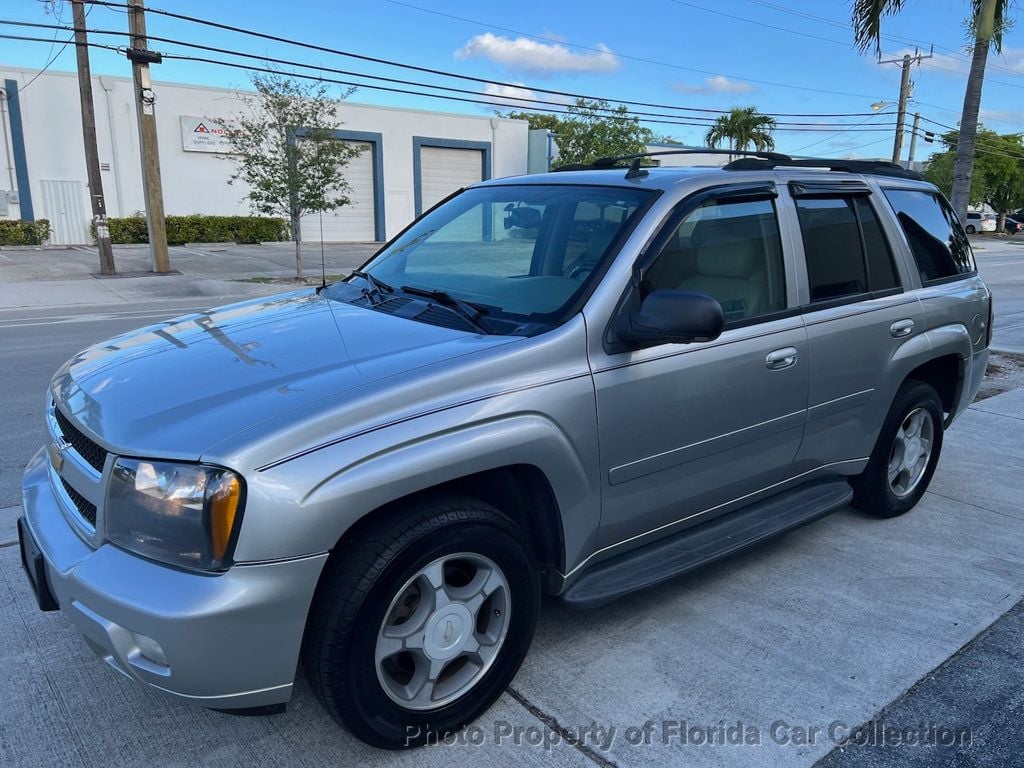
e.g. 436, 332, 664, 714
0, 66, 530, 244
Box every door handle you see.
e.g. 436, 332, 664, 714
890, 319, 914, 338
765, 347, 799, 370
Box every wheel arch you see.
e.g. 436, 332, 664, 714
890, 323, 972, 425
331, 464, 566, 588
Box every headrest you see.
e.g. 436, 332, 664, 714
692, 218, 759, 278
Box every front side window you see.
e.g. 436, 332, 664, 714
348, 184, 652, 331
883, 189, 976, 283
795, 195, 899, 302
642, 197, 787, 323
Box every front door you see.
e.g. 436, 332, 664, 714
588, 186, 809, 550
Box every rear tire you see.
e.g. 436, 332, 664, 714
302, 495, 540, 749
852, 380, 944, 518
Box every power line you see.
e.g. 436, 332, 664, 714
740, 0, 1024, 79
665, 0, 853, 48
103, 0, 885, 104
16, 0, 92, 91
1, 19, 906, 129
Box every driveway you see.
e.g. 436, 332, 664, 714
1, 238, 1022, 766
2, 384, 1022, 766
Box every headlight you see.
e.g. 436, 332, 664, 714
106, 458, 244, 571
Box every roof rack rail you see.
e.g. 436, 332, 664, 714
552, 149, 792, 179
723, 156, 922, 180
549, 149, 922, 181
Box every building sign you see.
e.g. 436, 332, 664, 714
180, 116, 233, 153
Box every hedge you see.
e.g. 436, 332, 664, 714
95, 215, 289, 245
0, 219, 51, 246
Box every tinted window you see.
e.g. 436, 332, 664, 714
855, 197, 899, 291
643, 198, 786, 323
795, 196, 899, 302
883, 189, 976, 283
796, 198, 867, 301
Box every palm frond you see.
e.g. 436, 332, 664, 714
851, 0, 908, 53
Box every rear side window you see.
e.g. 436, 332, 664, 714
883, 189, 976, 283
795, 196, 899, 302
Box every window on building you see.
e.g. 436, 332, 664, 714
883, 189, 976, 283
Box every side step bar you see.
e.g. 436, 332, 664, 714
562, 478, 853, 608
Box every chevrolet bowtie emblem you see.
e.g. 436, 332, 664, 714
47, 440, 69, 472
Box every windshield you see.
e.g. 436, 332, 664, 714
348, 184, 654, 334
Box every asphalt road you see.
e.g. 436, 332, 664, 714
1, 240, 1023, 766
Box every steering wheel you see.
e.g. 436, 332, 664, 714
568, 261, 597, 280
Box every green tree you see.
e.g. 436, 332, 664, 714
219, 73, 363, 278
703, 107, 777, 155
500, 111, 562, 132
924, 128, 1024, 231
852, 0, 1013, 225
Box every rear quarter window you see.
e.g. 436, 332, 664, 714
883, 189, 976, 284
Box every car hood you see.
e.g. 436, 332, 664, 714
52, 289, 518, 459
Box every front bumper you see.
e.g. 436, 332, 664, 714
21, 448, 327, 709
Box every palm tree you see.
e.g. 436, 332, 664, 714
704, 107, 778, 157
852, 0, 1011, 224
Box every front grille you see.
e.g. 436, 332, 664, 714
54, 408, 107, 473
60, 477, 97, 526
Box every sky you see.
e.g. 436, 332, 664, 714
3, 0, 1024, 161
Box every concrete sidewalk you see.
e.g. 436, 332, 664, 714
2, 387, 1023, 767
0, 243, 378, 309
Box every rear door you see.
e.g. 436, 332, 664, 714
783, 178, 923, 469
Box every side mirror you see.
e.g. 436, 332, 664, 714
616, 289, 725, 348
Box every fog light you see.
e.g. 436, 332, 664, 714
131, 632, 168, 667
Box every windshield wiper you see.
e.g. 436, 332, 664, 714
349, 270, 394, 304
399, 285, 498, 335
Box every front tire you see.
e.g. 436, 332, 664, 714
302, 495, 540, 749
852, 380, 944, 518
965, 224, 977, 234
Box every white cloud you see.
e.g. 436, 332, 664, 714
455, 33, 620, 75
672, 75, 755, 95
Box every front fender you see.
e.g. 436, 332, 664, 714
232, 376, 601, 571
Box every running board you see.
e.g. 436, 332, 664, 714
562, 478, 853, 608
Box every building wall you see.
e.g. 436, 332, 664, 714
0, 67, 529, 242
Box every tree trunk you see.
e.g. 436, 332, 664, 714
291, 210, 303, 279
950, 1, 996, 225
997, 210, 1006, 233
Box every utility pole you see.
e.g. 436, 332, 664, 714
907, 112, 922, 163
126, 0, 170, 273
71, 0, 115, 275
879, 48, 932, 165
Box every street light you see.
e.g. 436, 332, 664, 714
871, 101, 897, 111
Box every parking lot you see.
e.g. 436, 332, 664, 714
1, 239, 1022, 766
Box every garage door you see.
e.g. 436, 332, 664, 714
300, 141, 376, 242
419, 146, 484, 213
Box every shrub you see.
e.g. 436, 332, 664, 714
0, 219, 51, 246
95, 215, 288, 245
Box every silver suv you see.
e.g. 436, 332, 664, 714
19, 152, 991, 748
